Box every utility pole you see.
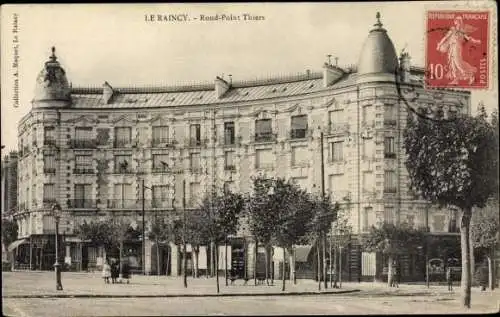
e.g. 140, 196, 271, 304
321, 131, 328, 289
183, 179, 187, 288
142, 179, 146, 275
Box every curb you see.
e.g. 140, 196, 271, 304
3, 289, 360, 299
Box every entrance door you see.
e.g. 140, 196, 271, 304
82, 245, 89, 271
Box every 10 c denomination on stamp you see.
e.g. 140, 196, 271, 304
426, 11, 489, 89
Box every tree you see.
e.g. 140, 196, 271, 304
75, 220, 112, 249
1, 218, 19, 250
105, 217, 139, 279
471, 199, 499, 290
360, 222, 425, 287
329, 205, 352, 288
198, 189, 245, 293
184, 209, 211, 278
404, 112, 498, 308
148, 214, 181, 276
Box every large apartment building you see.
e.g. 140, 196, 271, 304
12, 14, 467, 280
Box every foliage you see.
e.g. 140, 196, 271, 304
75, 217, 139, 251
330, 207, 353, 248
471, 199, 500, 250
360, 222, 425, 255
74, 220, 112, 247
184, 208, 211, 248
148, 214, 182, 245
403, 113, 497, 210
246, 177, 279, 245
307, 193, 339, 240
1, 218, 18, 246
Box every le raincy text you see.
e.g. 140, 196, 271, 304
144, 13, 265, 22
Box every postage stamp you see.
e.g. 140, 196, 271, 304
426, 11, 489, 89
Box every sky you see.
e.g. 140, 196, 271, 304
1, 2, 497, 152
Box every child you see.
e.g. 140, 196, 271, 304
102, 259, 111, 284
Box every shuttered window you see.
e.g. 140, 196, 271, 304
291, 115, 307, 139
114, 127, 131, 147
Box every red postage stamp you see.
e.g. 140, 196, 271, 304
426, 11, 489, 89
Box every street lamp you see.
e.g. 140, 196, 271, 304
51, 203, 63, 290
418, 243, 429, 288
141, 179, 153, 276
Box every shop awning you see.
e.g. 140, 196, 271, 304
7, 239, 28, 252
294, 245, 313, 262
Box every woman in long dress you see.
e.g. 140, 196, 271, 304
436, 15, 481, 85
102, 259, 111, 284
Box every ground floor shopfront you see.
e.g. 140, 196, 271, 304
9, 234, 463, 284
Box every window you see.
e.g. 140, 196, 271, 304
362, 207, 373, 232
291, 115, 308, 139
75, 127, 92, 140
384, 206, 395, 224
152, 185, 170, 208
114, 155, 132, 173
291, 146, 308, 166
224, 122, 235, 145
114, 127, 132, 147
31, 185, 36, 206
384, 137, 396, 158
152, 154, 169, 172
328, 174, 347, 199
44, 127, 56, 145
255, 119, 273, 142
362, 139, 374, 159
255, 149, 274, 169
32, 128, 37, 146
44, 154, 56, 174
190, 124, 201, 145
73, 184, 92, 208
384, 104, 397, 125
75, 155, 93, 174
224, 151, 235, 170
384, 170, 397, 193
96, 128, 110, 146
329, 110, 345, 128
152, 126, 169, 145
189, 182, 201, 207
190, 153, 201, 172
43, 183, 56, 203
330, 141, 344, 162
111, 183, 133, 208
362, 105, 373, 124
223, 181, 234, 193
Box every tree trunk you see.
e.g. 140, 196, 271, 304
282, 247, 286, 291
264, 244, 269, 286
166, 247, 171, 276
470, 233, 475, 286
254, 238, 258, 286
243, 238, 247, 282
183, 241, 187, 288
270, 245, 274, 285
323, 233, 328, 289
317, 238, 321, 291
289, 248, 295, 284
460, 207, 472, 308
215, 242, 220, 293
487, 253, 494, 290
194, 248, 199, 278
156, 241, 160, 276
387, 255, 393, 288
119, 240, 123, 279
339, 247, 342, 288
225, 240, 228, 286
210, 241, 215, 277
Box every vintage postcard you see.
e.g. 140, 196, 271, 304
1, 2, 498, 316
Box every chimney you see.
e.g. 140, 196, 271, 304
214, 76, 230, 99
103, 81, 114, 104
323, 62, 344, 87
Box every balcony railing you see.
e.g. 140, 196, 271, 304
384, 188, 397, 194
224, 165, 236, 171
152, 167, 170, 174
67, 199, 98, 209
113, 168, 134, 174
44, 167, 56, 174
384, 152, 397, 159
42, 199, 58, 208
384, 119, 398, 127
113, 140, 133, 148
151, 200, 172, 208
290, 129, 308, 140
185, 138, 209, 147
189, 167, 203, 174
253, 133, 276, 143
73, 168, 95, 174
152, 138, 176, 148
69, 139, 97, 149
43, 139, 57, 146
107, 199, 139, 209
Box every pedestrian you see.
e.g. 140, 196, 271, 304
393, 265, 400, 288
111, 258, 119, 284
446, 267, 453, 291
102, 259, 111, 284
478, 265, 488, 291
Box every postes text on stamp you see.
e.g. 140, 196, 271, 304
426, 11, 489, 89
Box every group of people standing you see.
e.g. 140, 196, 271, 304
102, 258, 130, 284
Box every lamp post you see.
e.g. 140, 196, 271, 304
52, 203, 63, 290
141, 179, 153, 276
418, 243, 429, 288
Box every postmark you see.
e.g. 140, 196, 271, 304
426, 10, 489, 89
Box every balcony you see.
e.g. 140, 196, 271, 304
113, 168, 134, 174
384, 188, 397, 194
290, 129, 308, 140
113, 140, 133, 148
43, 139, 57, 147
151, 200, 172, 209
73, 168, 95, 174
189, 167, 203, 174
384, 119, 398, 127
67, 199, 98, 209
42, 199, 58, 208
185, 138, 208, 148
107, 199, 139, 209
152, 138, 176, 148
152, 167, 170, 174
328, 123, 349, 135
69, 139, 97, 149
43, 168, 56, 174
253, 133, 276, 143
384, 152, 397, 159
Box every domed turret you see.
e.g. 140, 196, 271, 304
357, 13, 398, 76
32, 47, 71, 107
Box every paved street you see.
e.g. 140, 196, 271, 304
2, 272, 499, 316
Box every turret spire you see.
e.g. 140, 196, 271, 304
374, 12, 383, 28
50, 46, 57, 62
